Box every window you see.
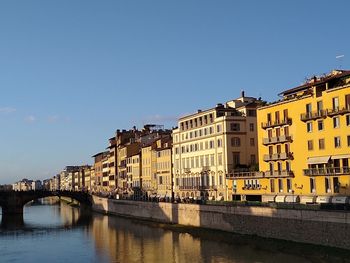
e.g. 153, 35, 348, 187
278, 179, 283, 192
231, 137, 241, 147
334, 136, 341, 148
267, 113, 271, 124
232, 152, 240, 166
250, 138, 255, 146
325, 177, 331, 193
217, 138, 222, 147
270, 179, 275, 193
286, 161, 291, 171
310, 178, 316, 193
231, 123, 240, 131
283, 109, 288, 121
275, 111, 280, 123
218, 153, 223, 166
276, 128, 281, 137
306, 122, 313, 132
346, 94, 350, 109
332, 97, 339, 110
287, 179, 292, 192
333, 117, 340, 128
319, 138, 325, 150
250, 154, 256, 164
248, 109, 256, 116
209, 127, 214, 134
317, 100, 323, 112
209, 140, 214, 149
284, 126, 289, 136
307, 140, 314, 151
318, 120, 324, 131
249, 123, 254, 132
210, 154, 215, 166
216, 124, 222, 133
268, 129, 273, 138
346, 114, 350, 126
306, 103, 312, 113
347, 136, 350, 147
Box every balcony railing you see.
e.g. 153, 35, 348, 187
300, 110, 327, 122
226, 171, 264, 179
263, 152, 293, 162
261, 118, 292, 129
262, 135, 292, 145
264, 170, 294, 178
178, 185, 211, 190
303, 167, 350, 176
327, 107, 350, 117
183, 168, 191, 173
301, 107, 350, 121
227, 170, 294, 179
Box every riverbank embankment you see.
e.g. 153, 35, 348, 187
91, 195, 350, 250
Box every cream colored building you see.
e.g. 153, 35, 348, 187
127, 153, 141, 189
141, 144, 157, 196
173, 92, 262, 201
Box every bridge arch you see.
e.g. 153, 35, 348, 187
0, 190, 92, 216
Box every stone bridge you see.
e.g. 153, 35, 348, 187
0, 190, 92, 216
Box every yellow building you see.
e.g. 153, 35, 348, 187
232, 70, 350, 202
173, 92, 262, 201
155, 137, 173, 200
141, 144, 157, 196
127, 153, 141, 198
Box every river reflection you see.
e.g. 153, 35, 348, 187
0, 198, 349, 263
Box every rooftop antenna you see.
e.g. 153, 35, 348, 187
336, 54, 344, 69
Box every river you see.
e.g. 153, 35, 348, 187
0, 198, 349, 263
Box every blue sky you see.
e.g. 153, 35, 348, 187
0, 0, 349, 184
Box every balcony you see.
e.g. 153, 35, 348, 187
261, 118, 292, 129
226, 171, 264, 179
327, 107, 350, 117
201, 166, 211, 172
178, 185, 210, 190
227, 170, 294, 179
262, 135, 292, 145
264, 170, 294, 178
242, 185, 261, 190
300, 110, 327, 122
183, 168, 191, 173
303, 167, 350, 176
263, 152, 293, 162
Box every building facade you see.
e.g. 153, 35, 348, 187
231, 70, 350, 201
173, 93, 262, 201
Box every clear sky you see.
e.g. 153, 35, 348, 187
0, 0, 349, 184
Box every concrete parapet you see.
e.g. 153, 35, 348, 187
92, 196, 350, 250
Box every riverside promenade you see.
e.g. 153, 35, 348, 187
92, 195, 350, 250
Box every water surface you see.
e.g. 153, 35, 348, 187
0, 198, 349, 263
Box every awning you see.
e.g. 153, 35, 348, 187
307, 156, 331, 164
331, 154, 350, 160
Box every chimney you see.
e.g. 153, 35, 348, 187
241, 90, 245, 97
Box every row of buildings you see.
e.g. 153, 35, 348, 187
48, 69, 350, 202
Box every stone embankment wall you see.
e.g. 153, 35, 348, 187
92, 196, 350, 250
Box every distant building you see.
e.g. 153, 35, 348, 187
31, 180, 42, 190
12, 178, 33, 191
